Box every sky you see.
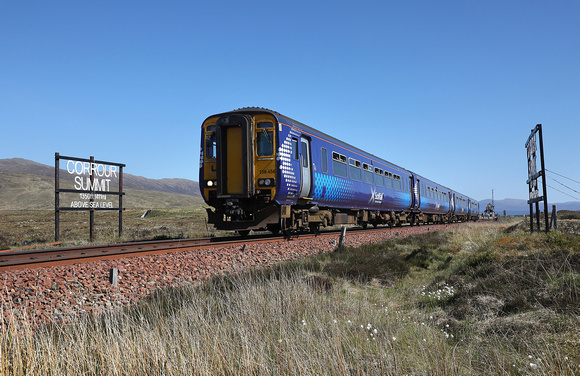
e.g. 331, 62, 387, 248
1, 0, 579, 203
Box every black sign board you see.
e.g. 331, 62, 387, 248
55, 153, 125, 242
525, 124, 549, 233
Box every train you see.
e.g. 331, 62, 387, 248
200, 107, 479, 235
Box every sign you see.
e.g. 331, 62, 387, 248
64, 160, 119, 209
55, 153, 125, 242
524, 125, 549, 233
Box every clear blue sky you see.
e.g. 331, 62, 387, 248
1, 0, 579, 203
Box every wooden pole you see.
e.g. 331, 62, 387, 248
55, 152, 60, 242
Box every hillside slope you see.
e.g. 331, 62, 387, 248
0, 158, 200, 196
0, 158, 202, 210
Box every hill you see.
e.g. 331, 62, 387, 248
0, 158, 202, 210
479, 198, 580, 215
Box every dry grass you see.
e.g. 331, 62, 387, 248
1, 218, 579, 375
0, 208, 230, 250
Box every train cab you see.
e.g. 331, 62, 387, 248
200, 109, 280, 232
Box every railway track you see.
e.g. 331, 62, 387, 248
0, 223, 451, 272
0, 235, 271, 271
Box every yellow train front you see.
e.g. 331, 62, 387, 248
200, 108, 282, 235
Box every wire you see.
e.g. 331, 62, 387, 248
547, 176, 580, 195
547, 184, 580, 201
546, 169, 580, 185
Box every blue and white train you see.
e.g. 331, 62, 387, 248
200, 108, 479, 235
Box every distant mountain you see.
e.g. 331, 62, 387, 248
0, 158, 200, 197
479, 198, 580, 216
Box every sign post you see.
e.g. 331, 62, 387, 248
525, 124, 549, 233
55, 153, 125, 242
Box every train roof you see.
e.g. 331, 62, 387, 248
216, 107, 413, 174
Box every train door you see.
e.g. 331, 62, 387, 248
449, 192, 455, 214
215, 114, 253, 197
411, 176, 420, 210
299, 136, 312, 198
226, 126, 244, 194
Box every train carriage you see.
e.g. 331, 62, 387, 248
200, 107, 478, 235
413, 174, 452, 223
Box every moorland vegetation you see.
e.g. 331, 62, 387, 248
1, 218, 579, 375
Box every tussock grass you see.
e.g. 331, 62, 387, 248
0, 209, 231, 250
2, 220, 580, 375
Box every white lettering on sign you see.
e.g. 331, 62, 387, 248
70, 200, 114, 208
73, 176, 112, 191
66, 161, 118, 178
64, 158, 120, 208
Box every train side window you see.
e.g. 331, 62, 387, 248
375, 168, 384, 187
332, 152, 347, 177
362, 163, 374, 184
393, 174, 402, 191
292, 138, 299, 160
301, 141, 308, 168
349, 158, 361, 181
321, 148, 328, 173
384, 171, 393, 189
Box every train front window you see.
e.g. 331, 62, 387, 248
257, 122, 274, 156
205, 132, 216, 159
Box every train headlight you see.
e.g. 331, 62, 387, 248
206, 180, 217, 187
258, 178, 275, 187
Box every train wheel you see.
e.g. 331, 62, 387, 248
237, 230, 250, 237
267, 224, 281, 235
309, 223, 320, 235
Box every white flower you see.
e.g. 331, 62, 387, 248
529, 363, 538, 369
392, 336, 397, 341
373, 329, 378, 334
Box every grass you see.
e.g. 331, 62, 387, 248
1, 219, 580, 374
0, 208, 230, 250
